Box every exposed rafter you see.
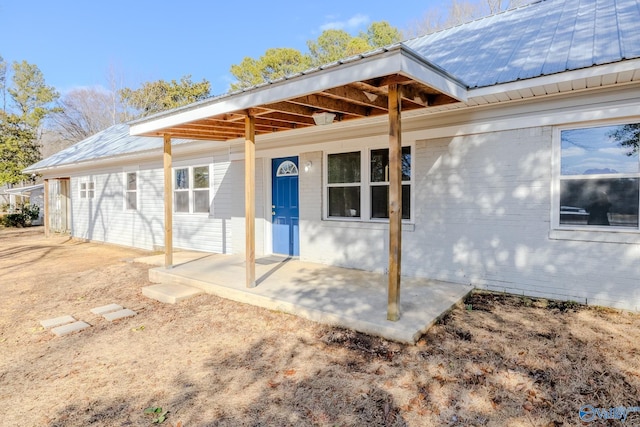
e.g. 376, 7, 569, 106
133, 72, 460, 141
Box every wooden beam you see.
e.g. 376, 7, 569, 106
387, 83, 402, 321
43, 179, 50, 238
320, 86, 389, 110
163, 134, 173, 268
245, 115, 256, 288
261, 101, 318, 117
289, 93, 371, 117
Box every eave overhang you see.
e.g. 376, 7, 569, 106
129, 45, 468, 141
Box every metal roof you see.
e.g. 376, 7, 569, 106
28, 0, 640, 172
24, 124, 192, 172
129, 45, 465, 141
405, 0, 640, 88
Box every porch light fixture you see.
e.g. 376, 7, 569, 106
312, 111, 336, 126
304, 161, 312, 172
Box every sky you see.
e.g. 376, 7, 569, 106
0, 0, 446, 97
561, 125, 640, 175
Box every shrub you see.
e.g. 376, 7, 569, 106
0, 203, 40, 227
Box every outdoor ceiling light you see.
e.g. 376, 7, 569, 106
312, 111, 336, 125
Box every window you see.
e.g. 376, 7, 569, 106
125, 172, 137, 210
174, 166, 210, 214
558, 122, 639, 230
276, 160, 299, 176
80, 181, 95, 199
327, 152, 361, 217
370, 147, 411, 220
193, 166, 210, 213
326, 146, 412, 221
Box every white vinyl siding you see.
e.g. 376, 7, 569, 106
70, 155, 232, 253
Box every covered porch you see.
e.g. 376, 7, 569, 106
140, 253, 472, 344
129, 44, 468, 323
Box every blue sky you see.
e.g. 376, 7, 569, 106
561, 125, 640, 175
0, 0, 446, 96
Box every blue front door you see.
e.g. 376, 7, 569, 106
272, 157, 299, 256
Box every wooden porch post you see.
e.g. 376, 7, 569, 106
245, 115, 256, 288
163, 134, 173, 268
43, 179, 50, 238
387, 83, 403, 321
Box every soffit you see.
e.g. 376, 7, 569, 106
129, 46, 466, 141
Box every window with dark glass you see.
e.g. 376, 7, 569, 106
559, 123, 639, 228
370, 147, 411, 219
327, 152, 361, 218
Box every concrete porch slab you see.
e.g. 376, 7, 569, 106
142, 283, 204, 304
133, 251, 211, 267
147, 254, 472, 344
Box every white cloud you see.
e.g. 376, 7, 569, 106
561, 146, 586, 157
320, 13, 370, 31
599, 146, 629, 156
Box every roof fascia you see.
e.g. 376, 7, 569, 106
468, 58, 640, 99
130, 46, 468, 137
398, 45, 468, 102
26, 138, 227, 176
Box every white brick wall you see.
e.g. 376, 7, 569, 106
402, 126, 639, 311
294, 125, 639, 311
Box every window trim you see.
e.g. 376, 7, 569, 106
323, 144, 414, 223
551, 120, 640, 242
124, 171, 138, 211
79, 180, 95, 199
172, 164, 211, 215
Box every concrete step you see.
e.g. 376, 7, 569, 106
142, 283, 204, 304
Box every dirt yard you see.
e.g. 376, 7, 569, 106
1, 227, 639, 426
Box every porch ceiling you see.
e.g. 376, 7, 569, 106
129, 46, 467, 141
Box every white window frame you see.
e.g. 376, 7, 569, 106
124, 171, 138, 211
550, 119, 640, 244
172, 165, 211, 215
323, 144, 414, 223
79, 180, 95, 199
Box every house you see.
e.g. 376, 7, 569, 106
1, 183, 44, 225
26, 0, 640, 315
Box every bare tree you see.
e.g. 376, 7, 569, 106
49, 87, 116, 144
0, 55, 6, 113
105, 62, 130, 124
405, 0, 534, 37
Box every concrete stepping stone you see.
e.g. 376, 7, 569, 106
102, 308, 137, 322
90, 303, 123, 315
51, 321, 90, 337
40, 315, 76, 329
